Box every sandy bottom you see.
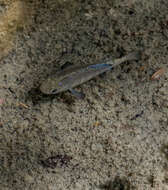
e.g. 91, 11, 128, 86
0, 0, 168, 189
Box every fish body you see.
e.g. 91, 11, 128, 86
40, 51, 140, 98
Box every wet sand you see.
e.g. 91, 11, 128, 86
0, 0, 168, 189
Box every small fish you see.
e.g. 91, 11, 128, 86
40, 51, 141, 98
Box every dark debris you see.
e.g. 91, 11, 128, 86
40, 155, 72, 169
99, 176, 134, 190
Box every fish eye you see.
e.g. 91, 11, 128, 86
51, 89, 57, 94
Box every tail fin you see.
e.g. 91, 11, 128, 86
113, 51, 141, 67
126, 51, 141, 61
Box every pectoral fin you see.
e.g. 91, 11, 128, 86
69, 89, 85, 99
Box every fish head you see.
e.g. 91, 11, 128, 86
40, 76, 64, 95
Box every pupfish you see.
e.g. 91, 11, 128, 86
40, 51, 141, 98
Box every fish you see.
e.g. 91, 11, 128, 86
40, 51, 141, 98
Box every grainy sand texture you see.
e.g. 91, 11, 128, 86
0, 0, 168, 189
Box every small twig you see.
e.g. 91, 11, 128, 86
151, 68, 165, 80
18, 102, 29, 109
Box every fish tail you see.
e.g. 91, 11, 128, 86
126, 51, 141, 61
113, 51, 141, 67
